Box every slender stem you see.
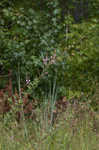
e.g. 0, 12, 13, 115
18, 62, 21, 99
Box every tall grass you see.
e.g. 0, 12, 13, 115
0, 97, 99, 150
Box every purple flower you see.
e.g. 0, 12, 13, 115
43, 56, 49, 65
26, 79, 30, 84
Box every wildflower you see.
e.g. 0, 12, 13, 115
26, 79, 30, 85
50, 53, 56, 64
50, 59, 56, 64
43, 56, 49, 65
45, 72, 48, 75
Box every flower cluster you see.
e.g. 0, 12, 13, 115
50, 53, 56, 64
42, 53, 56, 66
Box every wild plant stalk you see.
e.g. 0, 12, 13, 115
42, 77, 57, 130
49, 78, 57, 127
17, 62, 21, 99
17, 62, 28, 138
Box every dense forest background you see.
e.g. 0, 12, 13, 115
0, 0, 99, 107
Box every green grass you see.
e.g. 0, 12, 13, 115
0, 102, 99, 150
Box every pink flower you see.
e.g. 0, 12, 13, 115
43, 56, 49, 65
26, 79, 30, 84
45, 72, 48, 75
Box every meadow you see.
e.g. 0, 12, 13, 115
0, 94, 99, 150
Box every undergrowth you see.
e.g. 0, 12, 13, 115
0, 98, 99, 150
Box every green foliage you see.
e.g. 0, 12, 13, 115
0, 0, 99, 101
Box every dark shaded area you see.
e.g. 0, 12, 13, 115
60, 0, 89, 22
